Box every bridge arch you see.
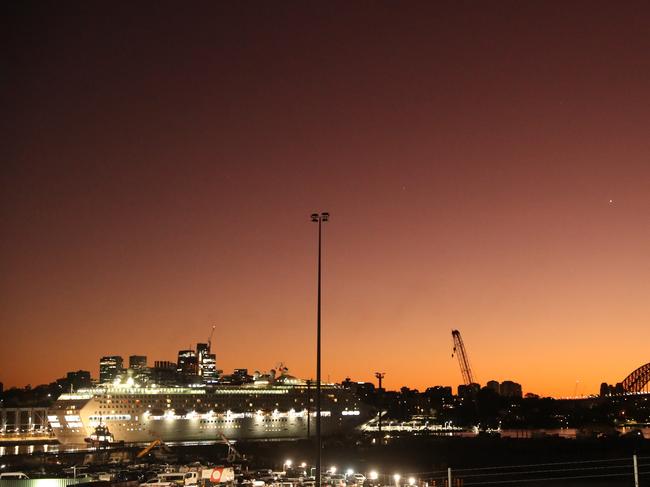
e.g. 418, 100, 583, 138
621, 362, 650, 393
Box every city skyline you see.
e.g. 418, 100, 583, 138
0, 328, 640, 398
6, 345, 531, 398
2, 2, 649, 397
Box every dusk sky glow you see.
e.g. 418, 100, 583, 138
2, 1, 649, 396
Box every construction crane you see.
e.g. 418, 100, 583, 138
136, 439, 165, 458
218, 433, 244, 463
208, 324, 216, 349
451, 329, 476, 385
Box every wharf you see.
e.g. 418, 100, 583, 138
0, 436, 57, 446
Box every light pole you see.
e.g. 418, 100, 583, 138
306, 379, 311, 439
375, 372, 385, 438
311, 211, 329, 487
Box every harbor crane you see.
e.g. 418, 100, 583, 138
218, 433, 245, 463
451, 329, 476, 385
136, 439, 173, 459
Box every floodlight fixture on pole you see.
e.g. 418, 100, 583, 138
375, 372, 385, 437
311, 211, 329, 487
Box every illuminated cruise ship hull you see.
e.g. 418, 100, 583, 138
48, 384, 366, 445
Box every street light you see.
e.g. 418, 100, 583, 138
393, 474, 401, 486
375, 372, 385, 438
311, 211, 329, 487
408, 477, 416, 486
369, 471, 379, 481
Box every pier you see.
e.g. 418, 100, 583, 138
0, 408, 53, 443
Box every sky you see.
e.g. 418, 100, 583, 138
1, 1, 649, 397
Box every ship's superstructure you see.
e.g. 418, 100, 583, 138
48, 373, 365, 445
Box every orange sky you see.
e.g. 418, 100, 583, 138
1, 2, 649, 397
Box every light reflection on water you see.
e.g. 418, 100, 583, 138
0, 443, 61, 457
499, 427, 650, 439
1, 427, 649, 457
0, 439, 274, 457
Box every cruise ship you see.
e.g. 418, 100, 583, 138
48, 373, 367, 445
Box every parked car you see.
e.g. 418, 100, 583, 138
329, 474, 347, 487
141, 479, 174, 487
0, 473, 30, 480
96, 472, 114, 481
351, 474, 366, 485
115, 470, 144, 482
157, 471, 199, 486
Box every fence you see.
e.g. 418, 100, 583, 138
0, 479, 95, 487
399, 454, 649, 486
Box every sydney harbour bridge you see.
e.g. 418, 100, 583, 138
621, 362, 650, 393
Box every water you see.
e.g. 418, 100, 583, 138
0, 439, 226, 457
0, 443, 77, 457
499, 426, 650, 439
2, 427, 649, 457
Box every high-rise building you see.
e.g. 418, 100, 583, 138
177, 349, 198, 381
196, 343, 209, 362
197, 343, 210, 375
425, 385, 453, 405
486, 380, 500, 394
152, 361, 177, 385
99, 356, 124, 384
196, 342, 218, 383
457, 382, 481, 398
128, 355, 150, 384
129, 355, 147, 369
66, 370, 92, 390
201, 353, 218, 383
500, 380, 523, 398
154, 360, 176, 369
600, 382, 610, 397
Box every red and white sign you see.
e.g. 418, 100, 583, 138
202, 467, 234, 484
211, 469, 224, 483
